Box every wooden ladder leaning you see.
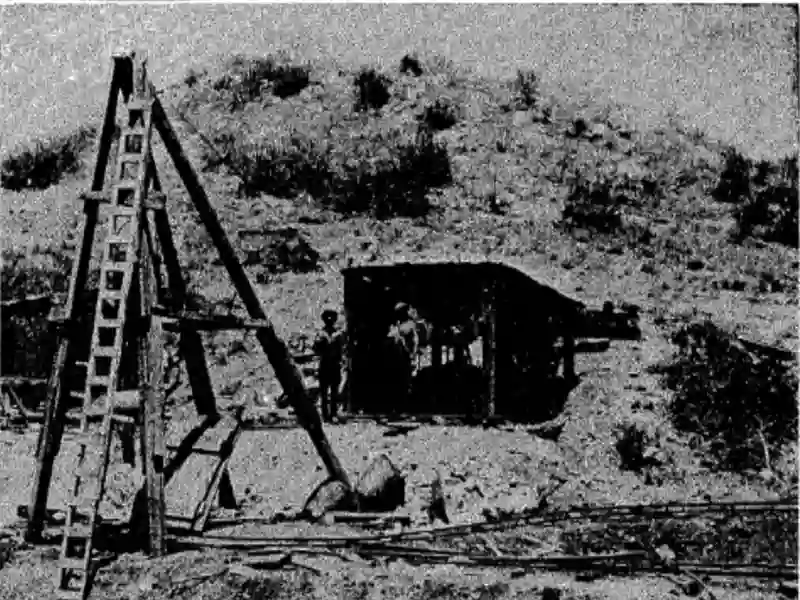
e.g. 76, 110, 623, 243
55, 80, 156, 600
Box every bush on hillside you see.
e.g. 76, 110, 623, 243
733, 153, 798, 247
216, 133, 332, 199
514, 69, 540, 110
2, 248, 76, 382
652, 320, 798, 472
1, 126, 96, 192
560, 175, 625, 234
326, 125, 451, 218
712, 147, 752, 204
422, 98, 459, 131
713, 148, 798, 247
212, 55, 311, 108
354, 68, 392, 112
399, 54, 424, 77
208, 123, 451, 219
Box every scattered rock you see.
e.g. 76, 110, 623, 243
355, 454, 406, 512
302, 478, 356, 520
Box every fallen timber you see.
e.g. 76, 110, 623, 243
168, 497, 797, 548
171, 537, 796, 580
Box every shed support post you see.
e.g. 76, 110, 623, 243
482, 283, 497, 418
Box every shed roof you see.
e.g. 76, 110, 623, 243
343, 258, 586, 312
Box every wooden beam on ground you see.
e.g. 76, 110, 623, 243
26, 58, 122, 543
190, 409, 244, 533
151, 94, 352, 492
162, 415, 220, 484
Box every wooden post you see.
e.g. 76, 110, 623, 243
562, 315, 576, 381
151, 97, 352, 491
481, 283, 497, 418
26, 58, 123, 542
149, 164, 218, 416
137, 213, 167, 557
150, 230, 217, 416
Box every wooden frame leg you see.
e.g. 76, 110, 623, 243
26, 64, 122, 543
152, 98, 351, 491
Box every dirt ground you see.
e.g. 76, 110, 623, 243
1, 6, 798, 599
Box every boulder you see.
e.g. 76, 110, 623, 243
355, 454, 406, 512
303, 478, 356, 520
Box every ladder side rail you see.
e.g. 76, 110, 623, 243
57, 52, 154, 599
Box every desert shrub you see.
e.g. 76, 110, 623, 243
712, 147, 752, 204
217, 133, 332, 199
212, 55, 311, 107
733, 153, 798, 247
561, 175, 625, 234
713, 147, 798, 247
422, 98, 458, 131
207, 122, 451, 219
326, 124, 451, 218
514, 68, 540, 109
2, 248, 74, 382
354, 68, 392, 112
652, 320, 798, 472
399, 54, 424, 77
1, 126, 96, 192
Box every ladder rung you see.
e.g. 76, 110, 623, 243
117, 152, 145, 161
72, 432, 103, 448
56, 589, 84, 600
94, 318, 124, 329
86, 376, 113, 387
67, 497, 97, 514
97, 291, 125, 301
58, 558, 87, 572
167, 444, 221, 456
64, 523, 92, 539
90, 347, 118, 358
143, 193, 165, 211
79, 191, 110, 205
125, 99, 152, 111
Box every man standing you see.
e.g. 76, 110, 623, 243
387, 302, 419, 413
313, 308, 347, 423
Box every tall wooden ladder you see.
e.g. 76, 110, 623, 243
56, 95, 154, 600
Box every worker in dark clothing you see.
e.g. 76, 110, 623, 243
313, 308, 347, 423
387, 302, 419, 414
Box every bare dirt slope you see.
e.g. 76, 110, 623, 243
1, 5, 797, 600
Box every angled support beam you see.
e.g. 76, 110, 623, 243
151, 206, 219, 417
150, 93, 352, 491
137, 153, 167, 556
26, 57, 124, 543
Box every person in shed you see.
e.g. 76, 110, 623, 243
386, 302, 420, 412
313, 307, 347, 423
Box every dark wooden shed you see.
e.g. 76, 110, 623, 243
342, 259, 586, 421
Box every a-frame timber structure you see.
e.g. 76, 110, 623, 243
25, 49, 351, 598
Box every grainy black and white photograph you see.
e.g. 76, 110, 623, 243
0, 3, 798, 599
